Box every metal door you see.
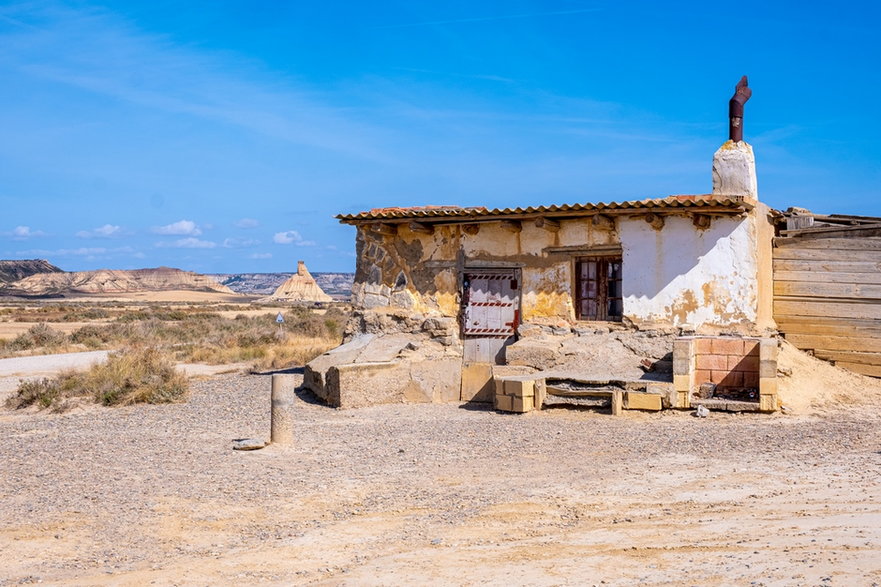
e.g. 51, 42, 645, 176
461, 269, 520, 364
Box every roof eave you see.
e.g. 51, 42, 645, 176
337, 196, 756, 225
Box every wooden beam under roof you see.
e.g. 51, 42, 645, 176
373, 223, 398, 236
500, 220, 522, 233
592, 214, 615, 229
644, 213, 664, 230
534, 217, 560, 232
408, 221, 434, 235
692, 214, 712, 229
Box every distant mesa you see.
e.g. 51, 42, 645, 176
0, 259, 62, 283
0, 264, 236, 297
260, 261, 333, 303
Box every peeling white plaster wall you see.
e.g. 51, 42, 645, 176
619, 215, 759, 330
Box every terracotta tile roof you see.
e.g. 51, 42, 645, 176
337, 195, 754, 223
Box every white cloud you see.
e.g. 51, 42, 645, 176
5, 226, 46, 240
273, 230, 316, 246
155, 237, 216, 249
235, 218, 259, 229
249, 252, 272, 259
223, 237, 259, 248
75, 224, 121, 238
15, 246, 135, 257
152, 220, 201, 236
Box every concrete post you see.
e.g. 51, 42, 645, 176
270, 374, 296, 446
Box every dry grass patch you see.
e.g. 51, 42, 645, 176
5, 347, 188, 411
184, 335, 341, 371
0, 304, 348, 371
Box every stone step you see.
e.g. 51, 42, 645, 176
546, 385, 620, 398
692, 398, 761, 412
543, 394, 611, 409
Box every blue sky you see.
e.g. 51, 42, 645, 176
2, 1, 879, 273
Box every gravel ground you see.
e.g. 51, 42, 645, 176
2, 374, 881, 586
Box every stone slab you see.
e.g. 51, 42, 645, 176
462, 363, 494, 403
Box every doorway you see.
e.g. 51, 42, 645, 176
460, 268, 521, 401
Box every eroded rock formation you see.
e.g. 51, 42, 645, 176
261, 261, 332, 303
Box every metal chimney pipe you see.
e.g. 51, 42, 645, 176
728, 76, 752, 142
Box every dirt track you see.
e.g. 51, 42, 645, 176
0, 351, 246, 400
2, 373, 881, 585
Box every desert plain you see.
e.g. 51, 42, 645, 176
1, 297, 881, 586
1, 354, 881, 585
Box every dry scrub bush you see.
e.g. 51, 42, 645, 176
0, 305, 347, 369
5, 304, 111, 322
9, 323, 66, 351
5, 347, 188, 411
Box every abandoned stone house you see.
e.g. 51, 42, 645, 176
305, 82, 881, 414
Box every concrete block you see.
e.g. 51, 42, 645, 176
673, 338, 694, 357
512, 395, 533, 413
503, 378, 535, 399
759, 377, 778, 396
711, 338, 745, 355
646, 382, 676, 409
710, 370, 730, 384
719, 370, 743, 387
692, 369, 712, 385
494, 377, 506, 399
673, 356, 692, 376
624, 392, 662, 411
759, 338, 778, 361
673, 374, 692, 393
677, 391, 690, 409
693, 338, 713, 354
728, 355, 759, 372
495, 394, 513, 412
759, 393, 777, 412
696, 354, 727, 371
759, 359, 777, 379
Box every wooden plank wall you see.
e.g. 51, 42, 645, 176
773, 236, 881, 377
